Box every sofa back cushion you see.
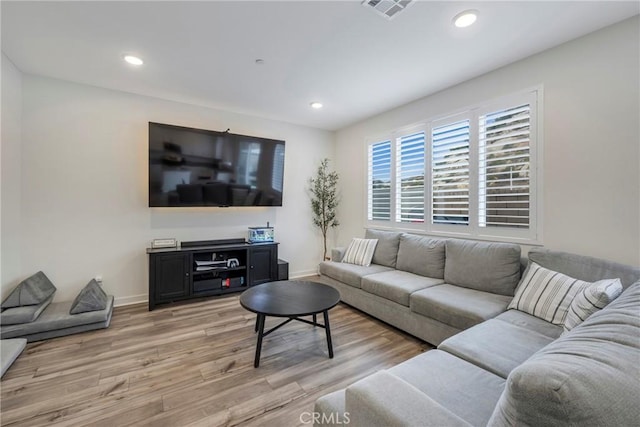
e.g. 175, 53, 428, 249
444, 239, 521, 296
396, 234, 446, 279
488, 282, 640, 427
364, 229, 402, 268
528, 247, 640, 288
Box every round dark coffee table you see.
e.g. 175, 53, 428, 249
240, 280, 340, 367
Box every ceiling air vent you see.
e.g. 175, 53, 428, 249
362, 0, 415, 20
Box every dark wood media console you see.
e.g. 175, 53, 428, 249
147, 238, 278, 310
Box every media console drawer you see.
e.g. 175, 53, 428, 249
193, 278, 222, 293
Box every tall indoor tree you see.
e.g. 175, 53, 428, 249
309, 158, 340, 260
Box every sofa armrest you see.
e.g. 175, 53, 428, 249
331, 247, 346, 262
345, 370, 472, 427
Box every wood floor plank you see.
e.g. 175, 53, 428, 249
0, 281, 431, 426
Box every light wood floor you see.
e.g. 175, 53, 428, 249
0, 292, 431, 426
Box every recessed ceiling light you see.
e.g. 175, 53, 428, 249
255, 59, 265, 65
310, 102, 323, 109
123, 55, 143, 66
453, 10, 478, 28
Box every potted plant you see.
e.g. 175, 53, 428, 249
309, 158, 339, 261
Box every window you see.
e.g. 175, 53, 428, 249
365, 89, 541, 243
431, 119, 470, 226
367, 140, 392, 221
478, 104, 531, 230
396, 131, 425, 223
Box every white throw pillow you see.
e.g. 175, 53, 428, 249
563, 278, 623, 332
508, 262, 590, 326
342, 238, 378, 267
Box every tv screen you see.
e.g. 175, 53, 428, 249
149, 122, 285, 207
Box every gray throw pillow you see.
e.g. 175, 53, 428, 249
69, 279, 108, 314
1, 271, 57, 308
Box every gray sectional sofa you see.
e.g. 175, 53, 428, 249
315, 229, 640, 426
318, 230, 524, 346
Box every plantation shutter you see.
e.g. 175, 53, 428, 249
368, 140, 392, 221
396, 132, 425, 223
431, 120, 470, 226
478, 104, 531, 229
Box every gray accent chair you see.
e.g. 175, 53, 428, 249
315, 235, 640, 426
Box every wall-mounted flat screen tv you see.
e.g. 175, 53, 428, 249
149, 122, 285, 207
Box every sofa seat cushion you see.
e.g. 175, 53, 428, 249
1, 296, 114, 339
389, 349, 505, 427
319, 261, 393, 289
410, 284, 512, 330
494, 309, 562, 339
489, 282, 640, 427
1, 295, 53, 325
439, 319, 556, 378
345, 370, 472, 427
361, 271, 444, 307
444, 239, 521, 296
396, 234, 446, 279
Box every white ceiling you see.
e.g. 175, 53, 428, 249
2, 1, 638, 131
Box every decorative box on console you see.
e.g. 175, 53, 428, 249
248, 226, 274, 243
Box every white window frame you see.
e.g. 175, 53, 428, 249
364, 87, 543, 245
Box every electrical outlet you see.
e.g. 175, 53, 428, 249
95, 276, 103, 285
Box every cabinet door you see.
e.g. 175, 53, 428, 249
249, 245, 277, 286
153, 253, 191, 301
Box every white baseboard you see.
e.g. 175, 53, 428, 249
114, 294, 147, 307
290, 269, 320, 279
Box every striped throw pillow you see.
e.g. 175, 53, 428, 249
508, 262, 590, 326
342, 238, 378, 267
563, 278, 623, 332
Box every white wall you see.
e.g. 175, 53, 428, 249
334, 16, 640, 267
1, 54, 23, 297
17, 76, 333, 304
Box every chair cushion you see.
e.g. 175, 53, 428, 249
410, 284, 511, 330
319, 261, 393, 289
69, 279, 109, 314
0, 295, 53, 325
1, 338, 27, 377
364, 229, 402, 268
489, 283, 640, 427
444, 239, 521, 296
396, 234, 446, 279
439, 319, 556, 378
1, 271, 57, 308
389, 350, 505, 427
341, 238, 378, 267
361, 270, 444, 307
